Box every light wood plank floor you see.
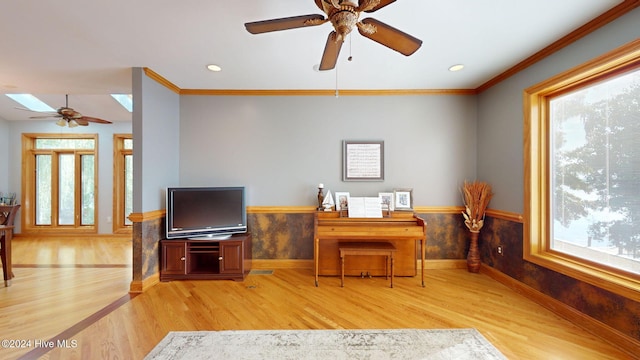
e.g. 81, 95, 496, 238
0, 237, 636, 359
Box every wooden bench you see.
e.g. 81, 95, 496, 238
338, 242, 397, 288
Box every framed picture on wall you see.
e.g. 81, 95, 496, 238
393, 188, 413, 211
342, 140, 384, 181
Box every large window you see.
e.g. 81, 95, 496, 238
113, 134, 133, 233
525, 40, 640, 300
22, 134, 98, 234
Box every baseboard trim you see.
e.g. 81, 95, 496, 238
423, 259, 467, 270
129, 273, 159, 294
252, 259, 314, 269
251, 259, 466, 271
481, 264, 640, 358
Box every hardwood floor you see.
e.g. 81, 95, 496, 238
0, 237, 636, 359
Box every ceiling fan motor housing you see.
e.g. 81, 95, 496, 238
330, 8, 358, 41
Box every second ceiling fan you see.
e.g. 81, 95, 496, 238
27, 94, 113, 127
245, 0, 422, 71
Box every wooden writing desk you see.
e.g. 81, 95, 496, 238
314, 211, 426, 287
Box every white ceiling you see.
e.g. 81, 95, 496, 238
0, 0, 626, 123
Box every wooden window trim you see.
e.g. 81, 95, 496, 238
113, 134, 133, 234
524, 39, 640, 301
21, 133, 99, 235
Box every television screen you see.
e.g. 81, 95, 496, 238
166, 186, 247, 239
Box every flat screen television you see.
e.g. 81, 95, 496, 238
165, 186, 247, 240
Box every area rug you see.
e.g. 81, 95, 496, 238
145, 328, 506, 360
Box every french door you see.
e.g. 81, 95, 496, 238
23, 134, 97, 234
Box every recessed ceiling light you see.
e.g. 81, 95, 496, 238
449, 64, 465, 72
207, 64, 222, 72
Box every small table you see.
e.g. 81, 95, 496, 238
0, 225, 14, 287
339, 242, 396, 288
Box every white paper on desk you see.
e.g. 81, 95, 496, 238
348, 197, 382, 218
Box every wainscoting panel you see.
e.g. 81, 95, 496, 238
480, 216, 640, 346
247, 212, 315, 260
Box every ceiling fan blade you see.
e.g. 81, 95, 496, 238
319, 31, 343, 71
81, 116, 112, 124
29, 115, 60, 119
14, 106, 53, 114
245, 14, 326, 34
363, 0, 396, 13
358, 18, 422, 56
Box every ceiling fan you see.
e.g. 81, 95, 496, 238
23, 94, 113, 127
245, 0, 422, 71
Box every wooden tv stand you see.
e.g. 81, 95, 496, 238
313, 211, 426, 287
160, 233, 252, 282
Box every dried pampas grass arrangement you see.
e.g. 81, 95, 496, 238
461, 180, 493, 232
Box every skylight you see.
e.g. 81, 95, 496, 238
111, 94, 133, 112
5, 94, 55, 112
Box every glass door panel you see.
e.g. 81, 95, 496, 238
58, 154, 75, 225
81, 154, 95, 225
35, 154, 52, 225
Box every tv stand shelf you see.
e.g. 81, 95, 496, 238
160, 233, 252, 282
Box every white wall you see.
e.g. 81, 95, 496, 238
0, 119, 8, 193
179, 94, 477, 207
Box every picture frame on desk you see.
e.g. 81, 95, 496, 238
378, 192, 394, 212
335, 192, 350, 211
393, 188, 413, 211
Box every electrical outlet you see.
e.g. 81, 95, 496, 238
497, 245, 504, 256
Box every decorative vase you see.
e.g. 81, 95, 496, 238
467, 230, 481, 273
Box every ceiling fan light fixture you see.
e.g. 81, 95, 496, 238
68, 119, 79, 128
55, 119, 67, 127
449, 64, 465, 72
206, 64, 222, 72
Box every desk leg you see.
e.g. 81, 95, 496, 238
390, 254, 394, 288
421, 238, 425, 287
340, 252, 344, 287
384, 255, 388, 280
1, 228, 12, 287
314, 238, 319, 287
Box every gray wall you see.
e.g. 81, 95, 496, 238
132, 68, 180, 213
178, 94, 477, 207
477, 7, 640, 214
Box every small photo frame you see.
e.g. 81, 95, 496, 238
335, 192, 350, 211
393, 188, 413, 211
378, 192, 394, 212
